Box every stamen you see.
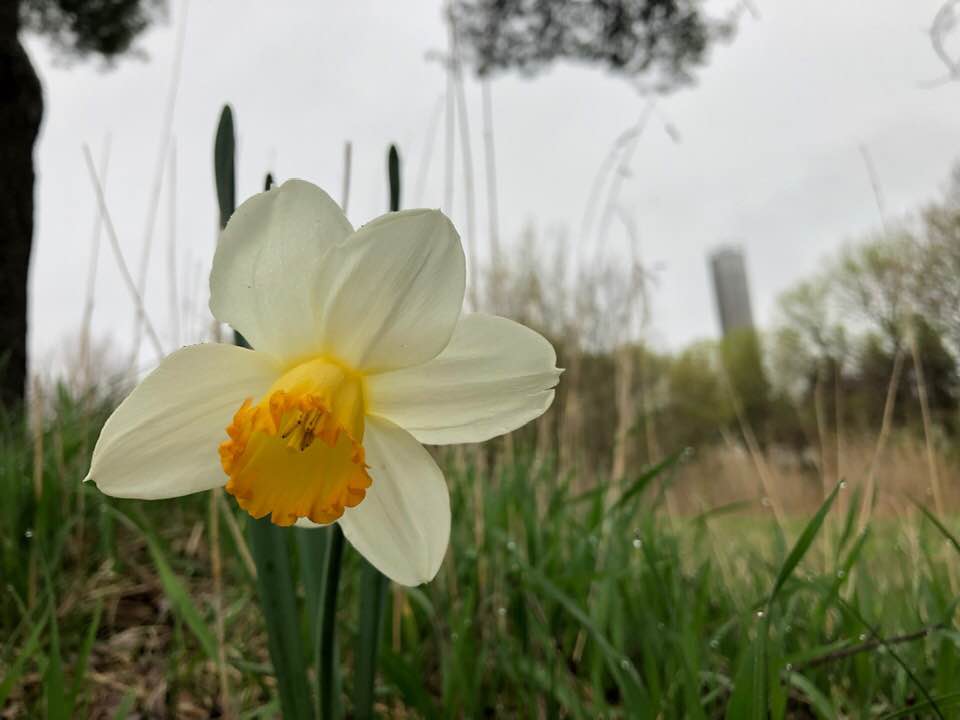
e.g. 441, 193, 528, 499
219, 358, 370, 526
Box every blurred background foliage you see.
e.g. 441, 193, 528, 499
7, 0, 960, 717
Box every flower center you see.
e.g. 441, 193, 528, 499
219, 357, 371, 526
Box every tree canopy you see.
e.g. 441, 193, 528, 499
19, 0, 164, 59
449, 0, 734, 91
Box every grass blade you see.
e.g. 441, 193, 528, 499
109, 508, 220, 662
41, 566, 68, 720
769, 481, 841, 605
610, 450, 685, 514
914, 500, 960, 556
110, 689, 137, 720
787, 672, 837, 720
0, 606, 47, 708
725, 619, 767, 720
68, 601, 103, 715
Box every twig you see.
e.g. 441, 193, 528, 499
82, 145, 165, 362
413, 93, 445, 207
129, 0, 189, 364
480, 79, 502, 305
791, 623, 945, 673
341, 141, 353, 216
79, 136, 111, 388
167, 141, 180, 348
857, 348, 905, 533
449, 16, 480, 311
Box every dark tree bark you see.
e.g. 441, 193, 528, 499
0, 2, 42, 408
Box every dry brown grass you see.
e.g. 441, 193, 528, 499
669, 433, 960, 516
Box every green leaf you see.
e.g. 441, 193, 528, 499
914, 500, 960, 557
610, 449, 685, 514
296, 525, 328, 664
835, 596, 944, 720
0, 608, 47, 708
769, 481, 841, 605
388, 144, 401, 211
318, 525, 345, 720
107, 507, 219, 662
68, 602, 103, 716
787, 672, 837, 720
522, 562, 648, 709
44, 607, 68, 720
725, 623, 767, 720
379, 646, 438, 717
354, 560, 389, 720
248, 516, 314, 720
143, 524, 219, 661
214, 105, 236, 229
881, 691, 960, 719
110, 689, 137, 720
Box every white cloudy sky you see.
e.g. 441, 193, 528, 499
25, 0, 960, 375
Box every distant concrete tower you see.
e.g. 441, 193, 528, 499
709, 245, 754, 336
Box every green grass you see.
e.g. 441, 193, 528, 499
2, 388, 960, 718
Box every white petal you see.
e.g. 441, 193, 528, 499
316, 209, 465, 373
367, 313, 561, 445
87, 344, 279, 499
338, 416, 450, 586
294, 518, 327, 529
209, 179, 353, 360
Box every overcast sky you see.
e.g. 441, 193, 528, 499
25, 0, 960, 376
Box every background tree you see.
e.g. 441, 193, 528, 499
916, 169, 960, 356
833, 230, 919, 353
449, 0, 735, 90
659, 340, 732, 450
0, 0, 164, 407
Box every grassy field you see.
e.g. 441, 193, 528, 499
2, 389, 960, 719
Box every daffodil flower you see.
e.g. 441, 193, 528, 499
86, 180, 560, 586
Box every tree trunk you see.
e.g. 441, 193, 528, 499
0, 3, 42, 408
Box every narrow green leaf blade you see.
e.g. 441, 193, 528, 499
249, 516, 314, 720
0, 610, 47, 708
355, 560, 389, 720
318, 525, 345, 720
769, 482, 841, 605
